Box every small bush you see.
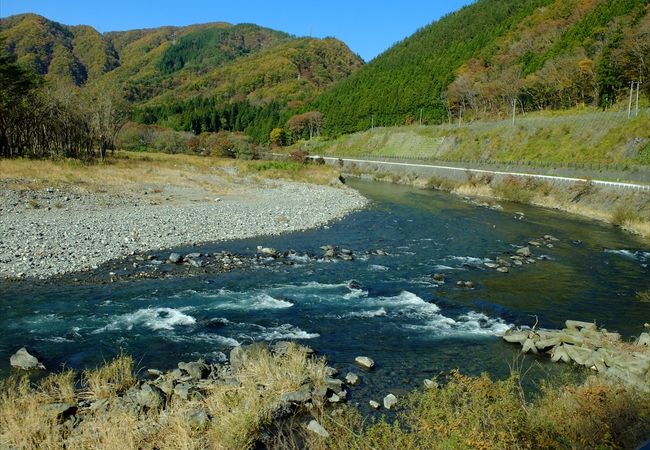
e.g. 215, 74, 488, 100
611, 205, 640, 227
289, 149, 309, 163
82, 355, 136, 400
493, 175, 539, 203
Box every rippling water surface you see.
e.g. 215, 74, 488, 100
1, 180, 648, 401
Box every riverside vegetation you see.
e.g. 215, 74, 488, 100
2, 344, 649, 450
295, 107, 650, 239
2, 1, 649, 448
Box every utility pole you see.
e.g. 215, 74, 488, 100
635, 81, 640, 117
419, 108, 423, 126
512, 98, 516, 126
627, 81, 634, 118
371, 114, 374, 130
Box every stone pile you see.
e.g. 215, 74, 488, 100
504, 320, 650, 391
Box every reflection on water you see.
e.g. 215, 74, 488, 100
1, 180, 648, 402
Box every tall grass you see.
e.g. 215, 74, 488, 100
306, 372, 650, 450
0, 344, 329, 450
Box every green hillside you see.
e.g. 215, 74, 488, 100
312, 0, 649, 136
0, 14, 363, 142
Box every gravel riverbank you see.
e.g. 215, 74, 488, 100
0, 179, 368, 279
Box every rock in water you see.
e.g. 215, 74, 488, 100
516, 247, 531, 257
307, 419, 330, 438
257, 247, 278, 258
168, 253, 182, 264
383, 393, 398, 409
10, 347, 45, 370
354, 356, 375, 369
369, 400, 380, 409
345, 372, 360, 386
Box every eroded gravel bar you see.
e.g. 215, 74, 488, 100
0, 181, 368, 279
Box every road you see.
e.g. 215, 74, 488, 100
307, 155, 650, 192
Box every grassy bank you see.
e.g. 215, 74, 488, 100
1, 345, 329, 449
298, 109, 650, 171
2, 352, 649, 449
0, 151, 341, 193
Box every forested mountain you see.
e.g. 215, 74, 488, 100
0, 14, 363, 142
312, 0, 649, 136
2, 0, 648, 144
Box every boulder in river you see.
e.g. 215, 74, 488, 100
354, 356, 375, 369
516, 247, 531, 257
383, 393, 398, 409
168, 253, 182, 264
257, 247, 278, 258
10, 347, 45, 370
345, 372, 360, 386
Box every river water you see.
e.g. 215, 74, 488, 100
1, 180, 648, 402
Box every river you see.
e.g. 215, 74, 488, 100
1, 180, 648, 404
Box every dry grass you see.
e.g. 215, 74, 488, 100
308, 372, 650, 450
0, 344, 328, 450
81, 354, 137, 400
0, 152, 340, 201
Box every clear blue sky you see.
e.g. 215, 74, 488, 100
0, 1, 474, 61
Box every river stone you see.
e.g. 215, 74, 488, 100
551, 345, 571, 363
173, 383, 192, 400
354, 356, 375, 369
516, 247, 531, 257
383, 394, 398, 409
178, 360, 209, 379
503, 331, 528, 344
638, 332, 650, 346
328, 393, 342, 403
135, 383, 165, 409
229, 342, 268, 372
155, 379, 175, 396
281, 383, 313, 404
369, 400, 380, 409
312, 385, 330, 401
188, 258, 204, 268
325, 377, 343, 391
168, 253, 182, 264
325, 366, 339, 377
186, 408, 209, 429
345, 372, 360, 386
146, 368, 163, 379
496, 267, 509, 273
565, 320, 596, 331
521, 338, 538, 354
45, 403, 77, 421
307, 419, 330, 438
10, 347, 45, 370
423, 378, 439, 389
257, 247, 278, 257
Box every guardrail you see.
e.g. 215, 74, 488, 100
264, 153, 650, 192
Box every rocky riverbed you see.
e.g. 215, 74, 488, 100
0, 179, 368, 280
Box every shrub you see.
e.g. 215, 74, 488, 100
289, 149, 309, 163
493, 175, 537, 203
610, 205, 639, 227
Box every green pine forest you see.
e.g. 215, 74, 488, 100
1, 0, 648, 153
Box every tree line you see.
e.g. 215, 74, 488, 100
0, 46, 128, 160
